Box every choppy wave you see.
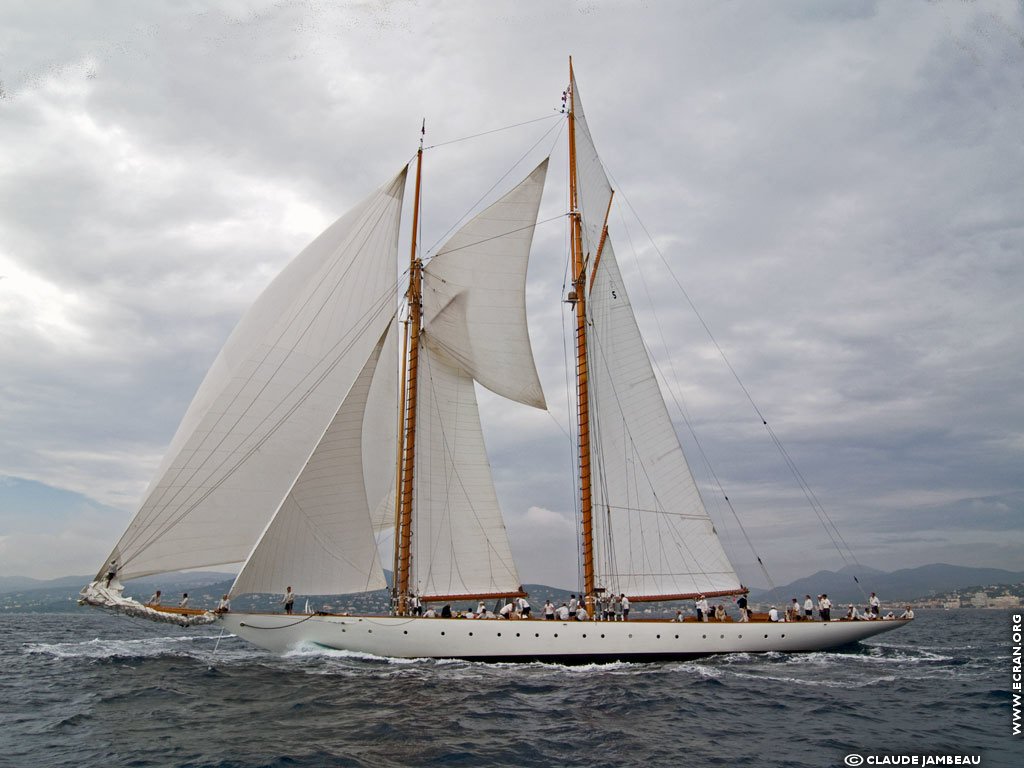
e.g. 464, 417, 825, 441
4, 609, 1016, 768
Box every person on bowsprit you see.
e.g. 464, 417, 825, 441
179, 593, 190, 609
281, 586, 296, 615
104, 560, 118, 588
216, 595, 231, 613
147, 590, 162, 606
899, 605, 915, 619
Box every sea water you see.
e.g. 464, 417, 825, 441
1, 609, 1017, 767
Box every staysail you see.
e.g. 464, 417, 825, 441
570, 70, 742, 600
587, 239, 741, 598
408, 159, 550, 599
98, 169, 408, 583
230, 328, 394, 597
422, 160, 548, 410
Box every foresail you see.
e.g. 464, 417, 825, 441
100, 169, 407, 582
231, 330, 392, 597
422, 159, 548, 410
412, 339, 521, 599
587, 239, 742, 598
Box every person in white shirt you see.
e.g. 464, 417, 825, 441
818, 594, 832, 621
147, 590, 162, 606
281, 587, 296, 615
789, 598, 801, 620
568, 595, 578, 614
621, 594, 630, 621
517, 596, 531, 618
869, 592, 881, 617
179, 593, 190, 609
674, 609, 685, 622
216, 595, 231, 613
768, 606, 780, 622
575, 606, 589, 621
544, 600, 555, 620
803, 595, 814, 619
556, 603, 570, 621
899, 606, 915, 619
423, 607, 437, 618
696, 596, 710, 622
499, 601, 514, 619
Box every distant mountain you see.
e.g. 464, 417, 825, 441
748, 563, 1024, 606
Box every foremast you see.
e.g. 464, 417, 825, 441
394, 137, 425, 615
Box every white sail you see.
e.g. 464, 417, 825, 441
422, 159, 548, 410
231, 331, 392, 597
100, 169, 408, 582
587, 239, 742, 598
365, 316, 400, 534
570, 72, 613, 259
412, 339, 521, 598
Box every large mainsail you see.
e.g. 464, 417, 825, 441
407, 160, 550, 598
571, 71, 742, 599
99, 169, 407, 582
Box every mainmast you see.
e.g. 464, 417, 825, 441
394, 126, 425, 615
567, 58, 596, 614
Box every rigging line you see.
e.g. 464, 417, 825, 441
604, 167, 867, 594
424, 114, 561, 150
208, 627, 227, 668
424, 116, 566, 256
426, 215, 566, 260
614, 209, 777, 595
237, 614, 316, 630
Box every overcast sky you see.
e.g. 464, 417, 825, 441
1, 1, 1022, 590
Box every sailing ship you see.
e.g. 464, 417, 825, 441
81, 63, 910, 662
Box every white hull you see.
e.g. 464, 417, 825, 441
219, 613, 911, 663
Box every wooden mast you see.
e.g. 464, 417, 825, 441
568, 58, 596, 614
394, 132, 425, 615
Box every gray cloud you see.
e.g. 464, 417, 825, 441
1, 1, 1022, 586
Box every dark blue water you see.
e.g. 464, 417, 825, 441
1, 610, 1017, 767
